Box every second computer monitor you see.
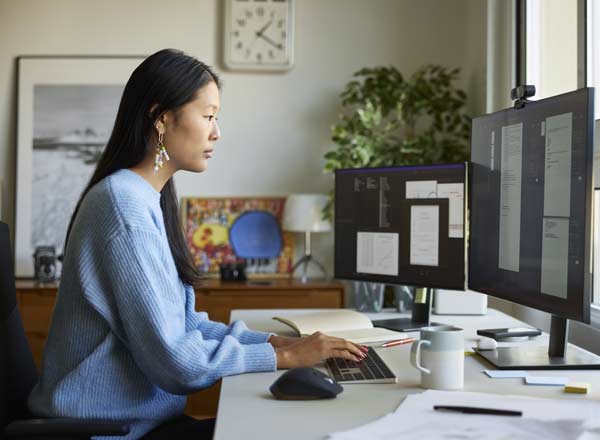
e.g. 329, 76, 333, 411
334, 163, 467, 290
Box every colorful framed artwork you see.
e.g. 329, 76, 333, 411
14, 55, 144, 277
181, 197, 294, 277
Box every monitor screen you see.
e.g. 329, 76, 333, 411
469, 88, 594, 324
334, 163, 466, 290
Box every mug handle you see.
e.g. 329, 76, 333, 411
410, 340, 431, 375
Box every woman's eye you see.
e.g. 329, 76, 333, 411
204, 115, 216, 121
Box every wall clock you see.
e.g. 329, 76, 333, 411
223, 0, 295, 71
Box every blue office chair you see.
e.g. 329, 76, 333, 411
229, 211, 283, 259
0, 221, 129, 439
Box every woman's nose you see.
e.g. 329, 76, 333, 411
210, 119, 220, 141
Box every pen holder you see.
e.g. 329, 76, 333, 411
353, 282, 384, 313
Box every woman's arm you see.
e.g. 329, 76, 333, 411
267, 335, 301, 347
183, 284, 275, 344
90, 229, 277, 394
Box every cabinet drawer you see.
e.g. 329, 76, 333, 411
19, 293, 56, 333
196, 289, 343, 323
25, 332, 47, 370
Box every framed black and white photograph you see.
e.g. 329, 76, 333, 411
15, 56, 144, 277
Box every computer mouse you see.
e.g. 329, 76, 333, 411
477, 337, 498, 350
269, 367, 343, 400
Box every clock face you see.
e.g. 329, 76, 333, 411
224, 0, 294, 70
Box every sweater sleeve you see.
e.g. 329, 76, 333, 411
95, 228, 276, 395
183, 284, 274, 344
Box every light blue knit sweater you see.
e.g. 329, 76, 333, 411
28, 169, 277, 439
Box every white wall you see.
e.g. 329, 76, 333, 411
0, 0, 487, 279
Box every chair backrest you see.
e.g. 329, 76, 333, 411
0, 221, 38, 427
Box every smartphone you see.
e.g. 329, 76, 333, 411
476, 327, 541, 340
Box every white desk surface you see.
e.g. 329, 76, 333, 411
214, 308, 600, 440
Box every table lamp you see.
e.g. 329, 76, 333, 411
282, 194, 331, 283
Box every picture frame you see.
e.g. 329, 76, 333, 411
14, 56, 145, 277
181, 196, 294, 278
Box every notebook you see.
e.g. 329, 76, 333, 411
272, 310, 407, 343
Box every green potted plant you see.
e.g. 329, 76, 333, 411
322, 64, 471, 220
323, 64, 471, 310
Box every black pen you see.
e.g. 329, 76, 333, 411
433, 405, 522, 417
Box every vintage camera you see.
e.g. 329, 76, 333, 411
33, 246, 57, 282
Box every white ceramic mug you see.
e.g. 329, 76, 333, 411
410, 325, 464, 390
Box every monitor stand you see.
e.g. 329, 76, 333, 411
476, 315, 600, 370
371, 287, 443, 332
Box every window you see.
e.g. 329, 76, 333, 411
525, 0, 579, 100
588, 0, 600, 305
587, 0, 600, 119
525, 0, 600, 306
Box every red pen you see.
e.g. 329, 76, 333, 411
381, 337, 416, 348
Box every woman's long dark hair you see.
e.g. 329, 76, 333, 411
65, 49, 220, 285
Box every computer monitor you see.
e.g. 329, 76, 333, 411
469, 87, 600, 369
334, 163, 467, 331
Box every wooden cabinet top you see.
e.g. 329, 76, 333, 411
16, 279, 60, 290
16, 278, 344, 292
195, 278, 343, 291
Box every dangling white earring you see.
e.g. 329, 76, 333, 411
154, 131, 170, 174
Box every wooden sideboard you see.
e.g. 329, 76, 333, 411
15, 278, 344, 418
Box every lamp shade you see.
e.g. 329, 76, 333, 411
282, 194, 331, 232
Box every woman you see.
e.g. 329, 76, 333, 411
28, 49, 366, 439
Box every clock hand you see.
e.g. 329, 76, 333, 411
257, 33, 283, 50
255, 19, 273, 37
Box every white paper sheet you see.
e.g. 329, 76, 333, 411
410, 205, 439, 266
484, 370, 528, 378
541, 217, 570, 299
328, 390, 600, 440
544, 112, 573, 218
330, 413, 584, 440
525, 376, 569, 386
406, 180, 437, 198
437, 183, 465, 238
356, 232, 399, 276
498, 123, 523, 272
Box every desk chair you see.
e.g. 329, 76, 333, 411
0, 221, 129, 439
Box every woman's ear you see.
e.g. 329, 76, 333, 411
155, 119, 165, 134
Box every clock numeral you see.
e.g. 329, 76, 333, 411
270, 10, 276, 19
268, 49, 275, 59
257, 53, 263, 63
256, 7, 265, 17
281, 30, 286, 39
245, 9, 253, 18
236, 41, 243, 50
277, 19, 285, 28
245, 48, 252, 59
236, 19, 246, 27
232, 30, 240, 38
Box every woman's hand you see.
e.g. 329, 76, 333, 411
274, 332, 368, 369
268, 335, 301, 348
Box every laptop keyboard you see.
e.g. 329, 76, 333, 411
326, 346, 397, 384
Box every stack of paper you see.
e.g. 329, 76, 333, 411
328, 390, 600, 440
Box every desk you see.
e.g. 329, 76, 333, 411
214, 308, 600, 440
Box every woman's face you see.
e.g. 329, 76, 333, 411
161, 81, 221, 173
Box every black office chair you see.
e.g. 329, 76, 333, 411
1, 221, 129, 439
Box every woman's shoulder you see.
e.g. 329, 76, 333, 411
82, 169, 164, 234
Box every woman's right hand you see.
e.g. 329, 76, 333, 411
275, 331, 367, 369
